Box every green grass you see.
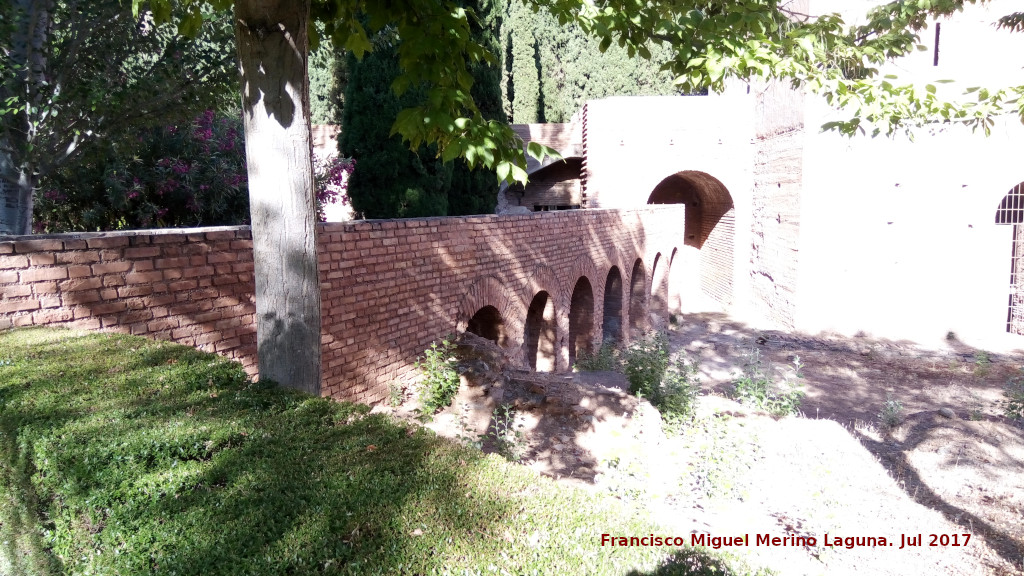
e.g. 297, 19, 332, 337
0, 328, 767, 576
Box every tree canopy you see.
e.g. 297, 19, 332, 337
142, 0, 1024, 179
0, 0, 237, 234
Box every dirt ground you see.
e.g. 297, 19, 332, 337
387, 314, 1024, 575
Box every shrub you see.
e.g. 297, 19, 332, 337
658, 355, 702, 434
575, 342, 621, 372
1005, 371, 1024, 420
623, 332, 669, 399
312, 155, 355, 221
731, 349, 804, 418
36, 110, 250, 232
878, 394, 904, 429
415, 338, 460, 417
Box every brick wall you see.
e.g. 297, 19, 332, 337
2, 208, 685, 404
0, 227, 257, 373
317, 206, 684, 403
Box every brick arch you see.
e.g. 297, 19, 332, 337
600, 245, 638, 343
648, 170, 734, 308
628, 257, 648, 337
647, 170, 733, 249
559, 254, 601, 370
650, 251, 669, 329
522, 264, 563, 371
456, 275, 526, 366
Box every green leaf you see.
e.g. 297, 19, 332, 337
496, 161, 511, 182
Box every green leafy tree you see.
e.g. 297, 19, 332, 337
0, 1, 237, 235
342, 0, 505, 218
341, 38, 453, 219
504, 5, 681, 123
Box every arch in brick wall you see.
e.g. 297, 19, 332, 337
599, 245, 635, 340
568, 276, 595, 367
524, 292, 557, 371
648, 171, 735, 308
601, 266, 624, 344
628, 258, 647, 337
667, 247, 681, 317
468, 305, 508, 347
647, 170, 733, 249
522, 264, 563, 371
650, 252, 669, 329
562, 254, 601, 368
456, 275, 525, 366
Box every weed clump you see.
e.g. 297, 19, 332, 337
877, 394, 904, 429
574, 342, 621, 372
623, 332, 670, 398
1004, 370, 1024, 420
415, 338, 459, 417
622, 332, 701, 433
731, 348, 804, 418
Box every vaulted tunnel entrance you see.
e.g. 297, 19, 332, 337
568, 277, 594, 367
525, 291, 556, 371
467, 305, 507, 347
648, 170, 735, 307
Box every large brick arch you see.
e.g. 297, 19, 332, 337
648, 170, 735, 307
456, 275, 526, 367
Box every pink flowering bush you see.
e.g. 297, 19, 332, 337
35, 110, 249, 232
313, 155, 355, 222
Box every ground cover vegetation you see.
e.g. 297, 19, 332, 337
0, 327, 767, 576
576, 331, 704, 435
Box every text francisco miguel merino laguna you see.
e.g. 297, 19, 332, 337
601, 532, 971, 550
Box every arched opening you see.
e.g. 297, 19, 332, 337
668, 248, 681, 316
648, 170, 735, 307
525, 292, 556, 371
995, 182, 1024, 334
602, 267, 623, 344
629, 258, 647, 337
650, 253, 667, 328
568, 277, 594, 367
467, 305, 507, 347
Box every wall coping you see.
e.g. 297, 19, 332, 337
1, 206, 683, 243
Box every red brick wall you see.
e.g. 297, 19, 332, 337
2, 208, 685, 404
0, 227, 257, 373
317, 207, 684, 403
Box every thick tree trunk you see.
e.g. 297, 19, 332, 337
234, 0, 321, 394
0, 163, 34, 236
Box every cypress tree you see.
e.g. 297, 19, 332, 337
339, 1, 503, 218
340, 40, 451, 219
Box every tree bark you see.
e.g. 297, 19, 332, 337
0, 159, 34, 235
234, 0, 321, 394
0, 0, 51, 235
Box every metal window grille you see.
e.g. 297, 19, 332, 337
995, 183, 1024, 224
998, 183, 1024, 334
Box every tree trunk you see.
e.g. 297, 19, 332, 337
0, 163, 34, 236
0, 0, 51, 235
234, 0, 321, 395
